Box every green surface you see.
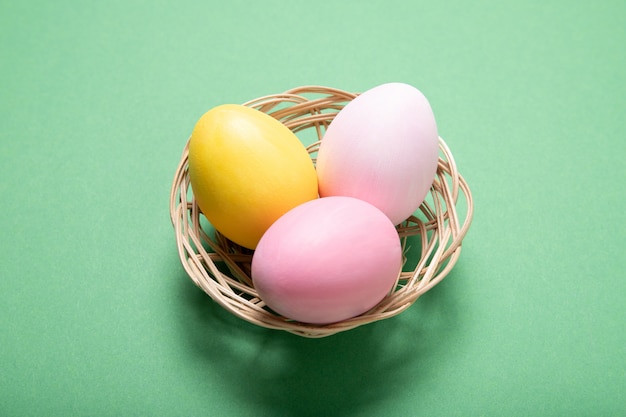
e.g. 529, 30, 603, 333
1, 1, 624, 416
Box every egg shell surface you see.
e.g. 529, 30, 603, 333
188, 104, 318, 249
316, 82, 439, 225
251, 196, 402, 324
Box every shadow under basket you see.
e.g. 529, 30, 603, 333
169, 86, 474, 338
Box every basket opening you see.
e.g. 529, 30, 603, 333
171, 86, 473, 337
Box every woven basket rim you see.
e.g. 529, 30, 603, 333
170, 86, 474, 338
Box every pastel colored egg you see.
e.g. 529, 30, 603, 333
316, 82, 440, 225
251, 196, 402, 324
188, 104, 318, 249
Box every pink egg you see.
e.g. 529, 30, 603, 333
316, 82, 440, 225
251, 196, 402, 324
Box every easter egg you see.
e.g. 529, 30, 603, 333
251, 196, 402, 324
316, 82, 440, 225
188, 104, 318, 249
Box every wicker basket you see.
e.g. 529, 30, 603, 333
170, 86, 474, 338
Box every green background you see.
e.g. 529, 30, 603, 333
1, 1, 624, 415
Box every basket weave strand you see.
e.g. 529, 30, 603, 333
170, 86, 474, 338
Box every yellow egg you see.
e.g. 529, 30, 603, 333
188, 104, 318, 249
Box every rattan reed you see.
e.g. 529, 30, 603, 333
170, 86, 474, 338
